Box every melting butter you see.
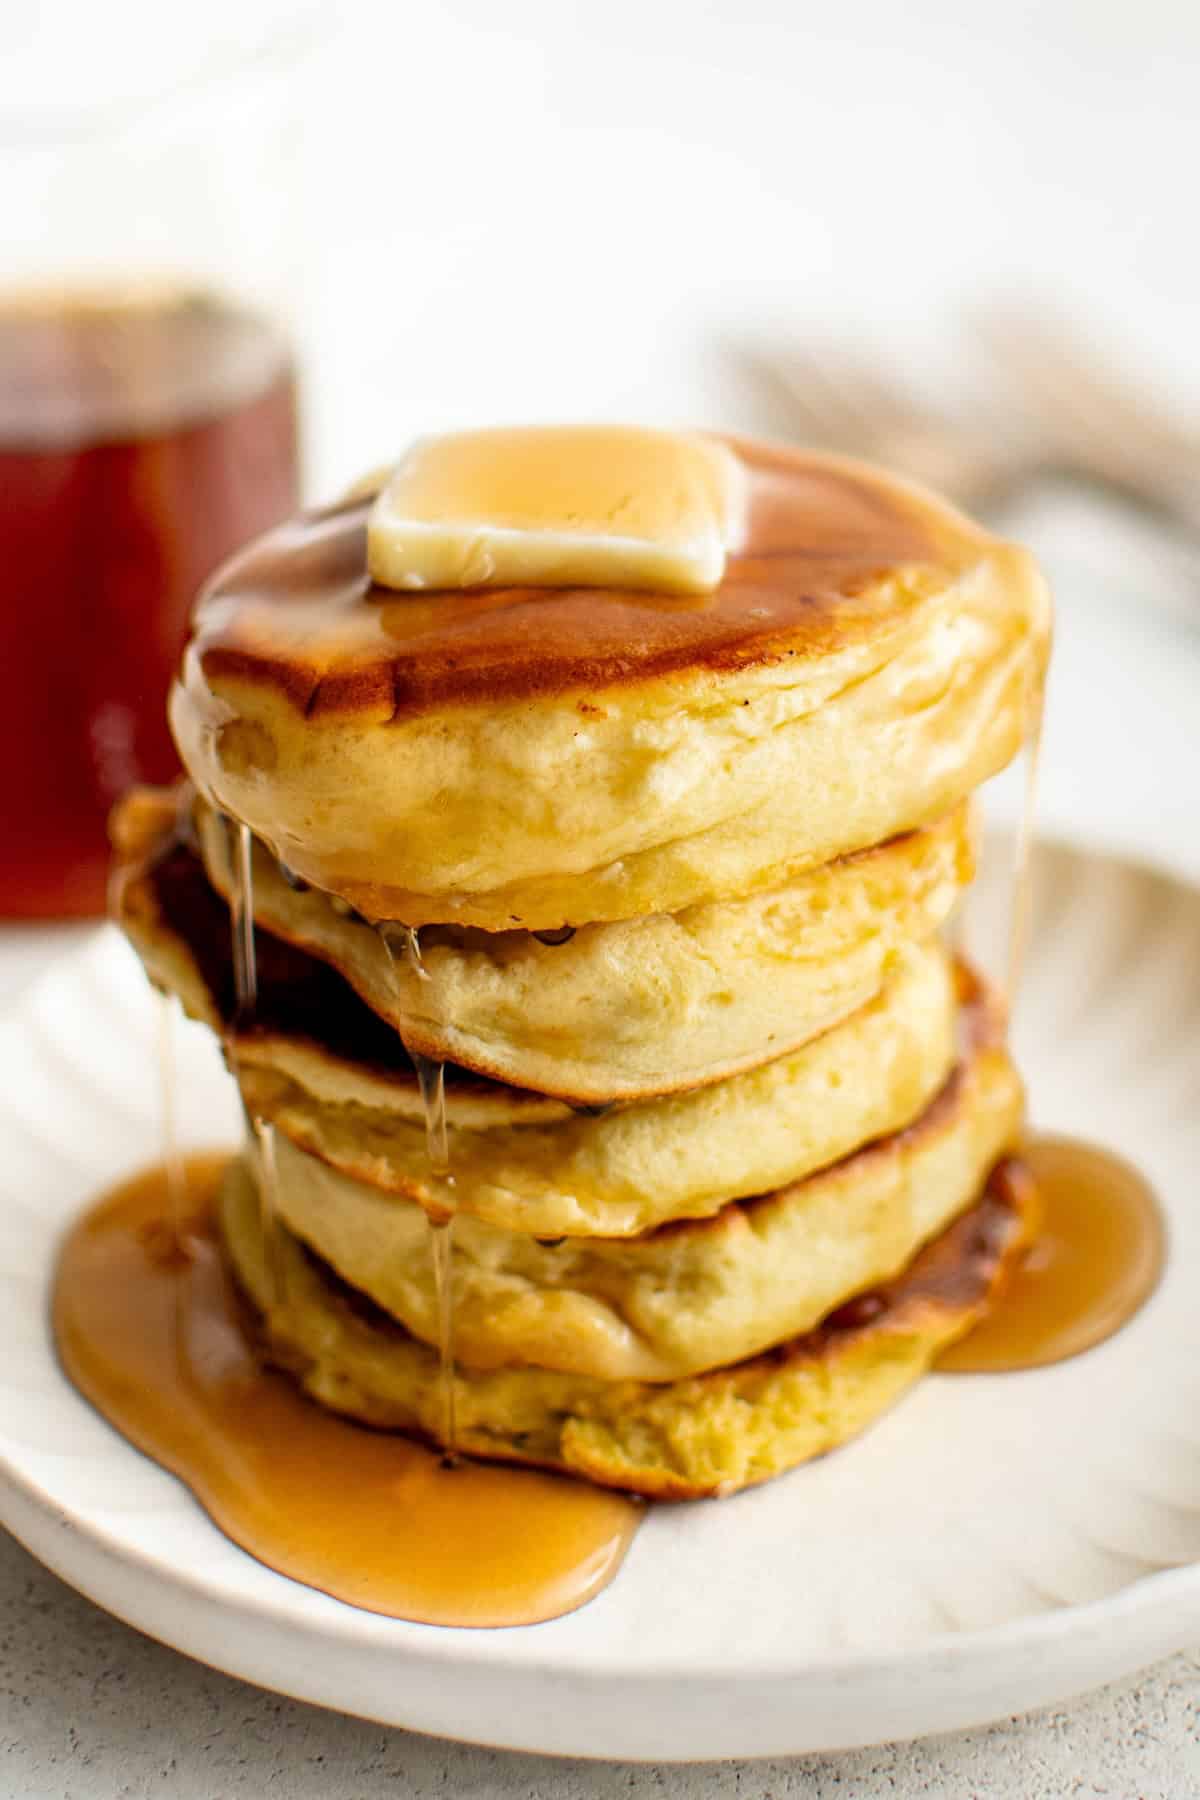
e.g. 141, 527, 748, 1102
366, 425, 746, 596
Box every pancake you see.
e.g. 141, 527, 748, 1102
239, 946, 960, 1237
191, 792, 972, 1100
112, 811, 965, 1236
220, 1153, 1037, 1499
170, 438, 1050, 929
253, 1005, 1021, 1382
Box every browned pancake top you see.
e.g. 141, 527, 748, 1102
182, 438, 978, 719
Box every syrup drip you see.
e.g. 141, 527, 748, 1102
942, 689, 1163, 1371
1006, 692, 1044, 1012
229, 819, 258, 1018
53, 1157, 641, 1626
412, 1049, 458, 1457
250, 1113, 285, 1306
412, 1049, 450, 1173
944, 897, 970, 963
380, 921, 429, 983
940, 685, 1042, 999
156, 992, 186, 1247
939, 1134, 1165, 1371
427, 1216, 458, 1458
378, 921, 457, 1456
225, 817, 282, 1297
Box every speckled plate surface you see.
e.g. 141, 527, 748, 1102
1, 835, 1198, 1760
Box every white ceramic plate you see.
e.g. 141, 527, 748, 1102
1, 835, 1199, 1761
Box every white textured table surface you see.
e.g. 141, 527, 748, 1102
2, 512, 1200, 1793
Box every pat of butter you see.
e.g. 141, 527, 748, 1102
366, 426, 746, 596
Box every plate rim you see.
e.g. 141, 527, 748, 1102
3, 1442, 1198, 1759
3, 1394, 1200, 1686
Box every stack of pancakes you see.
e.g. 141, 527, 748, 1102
113, 435, 1051, 1499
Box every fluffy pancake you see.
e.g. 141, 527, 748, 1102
191, 793, 972, 1100
170, 439, 1050, 928
240, 946, 959, 1237
221, 1153, 1037, 1498
242, 995, 1019, 1382
113, 813, 964, 1236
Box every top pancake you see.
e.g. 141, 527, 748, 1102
171, 436, 1050, 928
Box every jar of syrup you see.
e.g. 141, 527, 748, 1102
0, 16, 314, 916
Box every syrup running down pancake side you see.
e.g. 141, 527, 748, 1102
940, 690, 1166, 1371
53, 1156, 641, 1628
224, 814, 285, 1302
378, 921, 460, 1454
225, 810, 462, 1455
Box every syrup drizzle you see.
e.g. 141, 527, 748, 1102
379, 920, 458, 1457
944, 894, 970, 963
412, 1047, 450, 1171
225, 817, 282, 1298
943, 689, 1165, 1371
412, 1047, 458, 1459
250, 1113, 285, 1305
380, 921, 429, 983
156, 991, 186, 1248
426, 1216, 458, 1457
941, 687, 1043, 1003
1006, 692, 1044, 1012
229, 820, 258, 1017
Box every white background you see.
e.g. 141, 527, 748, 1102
0, 8, 1198, 1786
9, 0, 1197, 487
297, 0, 1200, 489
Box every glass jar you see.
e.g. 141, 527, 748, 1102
0, 10, 317, 916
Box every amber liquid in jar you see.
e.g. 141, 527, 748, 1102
0, 288, 299, 917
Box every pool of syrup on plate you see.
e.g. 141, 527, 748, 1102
53, 1154, 640, 1628
938, 1133, 1164, 1372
